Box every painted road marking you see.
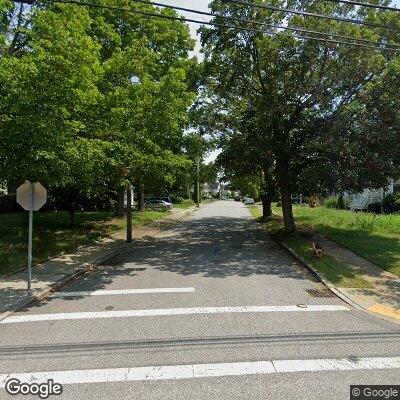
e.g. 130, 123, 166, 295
0, 357, 399, 386
52, 287, 196, 298
0, 305, 348, 324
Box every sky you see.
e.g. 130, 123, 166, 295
161, 0, 211, 58
161, 1, 219, 163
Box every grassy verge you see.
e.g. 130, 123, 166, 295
272, 205, 400, 277
249, 206, 372, 288
0, 210, 169, 276
173, 200, 195, 210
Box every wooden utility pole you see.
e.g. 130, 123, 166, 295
196, 156, 200, 207
126, 187, 132, 243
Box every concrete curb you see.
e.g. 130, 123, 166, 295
274, 239, 364, 311
0, 205, 199, 322
0, 245, 125, 323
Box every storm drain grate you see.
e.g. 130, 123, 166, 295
306, 289, 336, 298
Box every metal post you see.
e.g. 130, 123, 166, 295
126, 187, 132, 243
196, 157, 200, 208
27, 182, 33, 290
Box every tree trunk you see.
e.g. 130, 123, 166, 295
115, 188, 125, 218
137, 185, 145, 212
261, 194, 272, 219
68, 209, 75, 227
277, 160, 296, 233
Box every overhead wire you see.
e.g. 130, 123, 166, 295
52, 0, 400, 51
125, 0, 400, 49
222, 0, 400, 31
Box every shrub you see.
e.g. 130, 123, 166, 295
305, 195, 321, 207
0, 194, 22, 213
324, 196, 338, 209
367, 202, 381, 214
170, 196, 184, 204
382, 194, 400, 214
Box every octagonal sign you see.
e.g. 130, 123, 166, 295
17, 181, 47, 211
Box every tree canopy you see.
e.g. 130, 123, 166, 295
0, 0, 199, 220
201, 0, 400, 231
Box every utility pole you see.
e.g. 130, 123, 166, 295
126, 187, 132, 243
196, 156, 200, 207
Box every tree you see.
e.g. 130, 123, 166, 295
201, 0, 400, 232
0, 0, 198, 220
0, 3, 104, 190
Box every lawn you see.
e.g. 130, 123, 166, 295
0, 210, 169, 276
173, 200, 195, 209
272, 205, 400, 277
249, 206, 372, 288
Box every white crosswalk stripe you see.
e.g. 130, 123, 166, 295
0, 304, 349, 324
51, 287, 196, 298
1, 356, 399, 386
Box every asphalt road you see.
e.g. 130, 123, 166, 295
1, 200, 399, 400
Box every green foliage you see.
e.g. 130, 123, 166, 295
0, 1, 198, 214
273, 205, 400, 276
324, 196, 339, 209
171, 196, 185, 204
249, 205, 373, 288
367, 202, 382, 214
337, 195, 346, 210
0, 209, 170, 275
201, 0, 400, 232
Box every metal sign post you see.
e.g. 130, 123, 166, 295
27, 183, 33, 290
16, 181, 47, 290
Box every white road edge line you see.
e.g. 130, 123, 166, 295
0, 305, 349, 324
1, 357, 399, 386
51, 287, 196, 298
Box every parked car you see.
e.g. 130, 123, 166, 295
145, 197, 172, 204
244, 198, 255, 205
234, 196, 241, 202
145, 199, 173, 211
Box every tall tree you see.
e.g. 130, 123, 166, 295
201, 0, 400, 232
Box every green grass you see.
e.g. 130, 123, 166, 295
272, 205, 400, 277
0, 210, 168, 276
173, 200, 195, 209
249, 206, 372, 288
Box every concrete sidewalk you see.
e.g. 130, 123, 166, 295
314, 234, 400, 321
0, 206, 198, 320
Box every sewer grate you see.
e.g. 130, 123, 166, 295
306, 289, 336, 298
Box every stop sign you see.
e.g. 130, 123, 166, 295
16, 181, 47, 211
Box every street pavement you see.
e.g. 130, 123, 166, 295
0, 200, 399, 399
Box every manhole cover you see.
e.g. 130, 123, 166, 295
306, 289, 336, 298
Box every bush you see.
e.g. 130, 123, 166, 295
367, 202, 381, 214
337, 195, 345, 210
0, 194, 22, 213
382, 193, 400, 214
324, 196, 338, 209
305, 195, 321, 207
170, 196, 184, 204
367, 194, 400, 214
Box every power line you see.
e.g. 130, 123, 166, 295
52, 0, 399, 51
322, 0, 400, 13
128, 0, 400, 50
222, 0, 400, 31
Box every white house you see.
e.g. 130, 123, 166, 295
203, 182, 220, 196
348, 179, 400, 211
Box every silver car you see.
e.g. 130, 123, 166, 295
244, 198, 255, 205
145, 199, 173, 211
